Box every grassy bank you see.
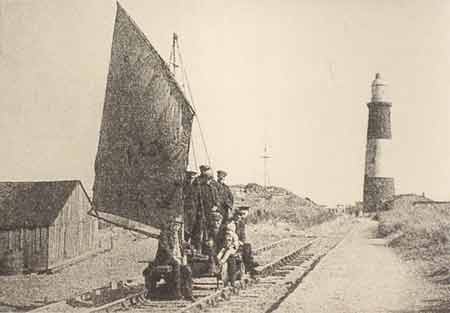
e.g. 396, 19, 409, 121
231, 183, 335, 229
378, 194, 450, 277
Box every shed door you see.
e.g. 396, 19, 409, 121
23, 229, 31, 270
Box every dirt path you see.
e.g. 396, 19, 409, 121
274, 218, 445, 313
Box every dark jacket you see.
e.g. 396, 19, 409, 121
217, 181, 234, 212
235, 219, 247, 243
183, 181, 196, 234
193, 176, 220, 214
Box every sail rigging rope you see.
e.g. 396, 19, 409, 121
175, 39, 212, 168
191, 136, 199, 170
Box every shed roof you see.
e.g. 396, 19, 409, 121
384, 193, 431, 211
0, 180, 89, 230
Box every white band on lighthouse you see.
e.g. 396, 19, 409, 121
364, 138, 394, 178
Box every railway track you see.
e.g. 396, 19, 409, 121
77, 238, 309, 313
29, 237, 302, 313
73, 233, 347, 313
29, 222, 354, 313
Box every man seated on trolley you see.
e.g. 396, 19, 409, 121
143, 215, 194, 301
231, 206, 259, 275
216, 226, 240, 287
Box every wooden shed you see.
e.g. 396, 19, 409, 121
0, 180, 98, 274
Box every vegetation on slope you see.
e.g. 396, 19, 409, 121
378, 194, 450, 278
231, 183, 334, 229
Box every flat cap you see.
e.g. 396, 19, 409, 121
217, 170, 227, 177
199, 165, 211, 173
236, 206, 250, 215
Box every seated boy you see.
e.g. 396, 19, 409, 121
234, 207, 259, 274
216, 229, 240, 286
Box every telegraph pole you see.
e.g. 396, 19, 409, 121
260, 144, 271, 188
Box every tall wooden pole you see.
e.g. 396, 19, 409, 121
260, 144, 271, 188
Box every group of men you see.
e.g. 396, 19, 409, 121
184, 165, 257, 278
143, 165, 258, 301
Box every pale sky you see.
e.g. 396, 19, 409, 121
1, 0, 449, 206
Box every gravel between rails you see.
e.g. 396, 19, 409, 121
194, 217, 356, 313
109, 217, 356, 313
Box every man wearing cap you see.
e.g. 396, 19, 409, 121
234, 206, 249, 243
190, 165, 208, 251
183, 170, 197, 242
205, 210, 224, 274
234, 206, 259, 275
215, 170, 234, 220
191, 165, 220, 253
144, 215, 194, 301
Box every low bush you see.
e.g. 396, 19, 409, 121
378, 195, 450, 273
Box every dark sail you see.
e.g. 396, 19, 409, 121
92, 3, 195, 230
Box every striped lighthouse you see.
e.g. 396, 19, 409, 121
363, 73, 395, 212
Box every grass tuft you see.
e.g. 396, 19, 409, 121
378, 194, 450, 275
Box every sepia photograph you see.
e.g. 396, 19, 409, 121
1, 1, 450, 312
